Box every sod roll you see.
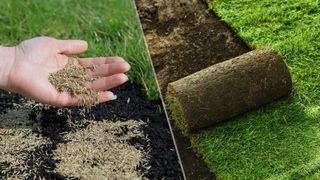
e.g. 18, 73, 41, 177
167, 48, 292, 133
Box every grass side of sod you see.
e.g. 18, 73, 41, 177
166, 90, 188, 135
190, 0, 320, 179
0, 0, 159, 100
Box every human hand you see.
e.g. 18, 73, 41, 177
0, 36, 130, 107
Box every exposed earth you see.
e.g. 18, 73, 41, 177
136, 0, 250, 94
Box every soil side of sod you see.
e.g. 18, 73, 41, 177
0, 82, 183, 179
136, 0, 251, 179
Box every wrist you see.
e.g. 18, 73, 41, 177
0, 46, 15, 91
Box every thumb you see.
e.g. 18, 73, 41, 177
56, 39, 88, 55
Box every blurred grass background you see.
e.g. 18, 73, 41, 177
0, 0, 159, 99
189, 0, 320, 179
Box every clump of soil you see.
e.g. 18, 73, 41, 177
49, 58, 99, 105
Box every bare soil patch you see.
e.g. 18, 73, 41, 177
136, 0, 250, 94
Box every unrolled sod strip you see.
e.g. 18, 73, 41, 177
167, 48, 292, 133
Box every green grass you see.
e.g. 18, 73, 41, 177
0, 0, 159, 100
189, 0, 320, 179
166, 92, 188, 135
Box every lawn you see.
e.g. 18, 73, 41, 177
0, 0, 159, 99
190, 0, 320, 179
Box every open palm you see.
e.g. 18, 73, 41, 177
7, 37, 130, 106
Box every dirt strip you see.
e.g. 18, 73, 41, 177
136, 0, 251, 179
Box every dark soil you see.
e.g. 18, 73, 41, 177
0, 82, 183, 179
136, 0, 251, 179
136, 0, 250, 94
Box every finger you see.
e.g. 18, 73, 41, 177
53, 91, 117, 107
97, 91, 117, 103
78, 56, 126, 67
87, 62, 130, 77
86, 74, 128, 91
57, 40, 88, 55
53, 92, 80, 107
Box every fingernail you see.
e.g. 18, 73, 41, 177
124, 75, 129, 82
124, 62, 131, 71
112, 94, 118, 100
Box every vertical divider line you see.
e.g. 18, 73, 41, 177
131, 0, 187, 179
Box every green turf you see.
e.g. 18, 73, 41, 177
166, 92, 188, 135
0, 0, 159, 100
189, 0, 320, 179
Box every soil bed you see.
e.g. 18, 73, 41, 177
0, 82, 183, 179
136, 0, 251, 179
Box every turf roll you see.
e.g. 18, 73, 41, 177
167, 48, 292, 133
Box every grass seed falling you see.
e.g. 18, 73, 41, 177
49, 58, 100, 106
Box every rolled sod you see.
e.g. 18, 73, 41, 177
167, 48, 292, 133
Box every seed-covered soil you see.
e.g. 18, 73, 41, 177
0, 82, 183, 179
54, 120, 147, 179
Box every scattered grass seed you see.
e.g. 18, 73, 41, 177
49, 58, 101, 106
